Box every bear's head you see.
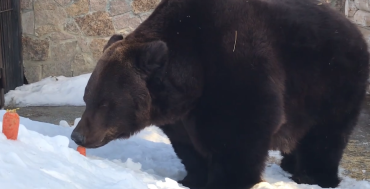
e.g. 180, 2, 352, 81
71, 34, 170, 148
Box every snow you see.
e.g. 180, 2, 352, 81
5, 74, 90, 107
2, 74, 370, 188
0, 113, 186, 189
0, 112, 369, 189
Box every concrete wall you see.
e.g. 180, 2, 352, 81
20, 0, 160, 83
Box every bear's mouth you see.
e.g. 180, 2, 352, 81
117, 132, 130, 139
88, 132, 130, 148
87, 138, 110, 148
81, 135, 113, 149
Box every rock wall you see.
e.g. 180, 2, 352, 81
345, 0, 370, 93
346, 0, 370, 49
21, 0, 160, 83
321, 0, 346, 13
19, 0, 369, 83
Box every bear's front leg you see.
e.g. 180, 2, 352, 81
204, 132, 270, 189
160, 121, 208, 188
194, 88, 284, 189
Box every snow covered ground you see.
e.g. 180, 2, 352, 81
0, 112, 369, 189
5, 74, 90, 107
2, 74, 370, 188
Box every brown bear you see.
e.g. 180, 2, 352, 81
71, 0, 370, 188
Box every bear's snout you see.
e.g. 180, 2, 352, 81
71, 115, 112, 148
71, 130, 85, 146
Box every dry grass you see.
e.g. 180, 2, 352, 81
265, 140, 370, 182
340, 140, 370, 181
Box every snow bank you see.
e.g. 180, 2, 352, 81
5, 74, 90, 107
0, 110, 369, 189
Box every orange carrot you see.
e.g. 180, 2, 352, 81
2, 109, 20, 140
77, 146, 86, 156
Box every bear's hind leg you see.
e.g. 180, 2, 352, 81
161, 121, 208, 188
288, 110, 361, 188
280, 152, 296, 175
289, 128, 349, 187
287, 81, 365, 188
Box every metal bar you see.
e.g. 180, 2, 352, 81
3, 0, 9, 93
0, 9, 12, 13
0, 68, 4, 108
14, 0, 23, 88
0, 1, 5, 108
17, 0, 24, 85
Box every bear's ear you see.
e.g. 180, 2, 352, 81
103, 34, 124, 52
137, 40, 168, 73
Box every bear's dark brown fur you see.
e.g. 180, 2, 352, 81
71, 0, 370, 188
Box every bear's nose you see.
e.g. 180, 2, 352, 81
71, 131, 85, 145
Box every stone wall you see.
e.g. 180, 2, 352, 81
345, 0, 370, 92
346, 0, 370, 49
19, 0, 369, 83
21, 0, 160, 83
322, 0, 346, 13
